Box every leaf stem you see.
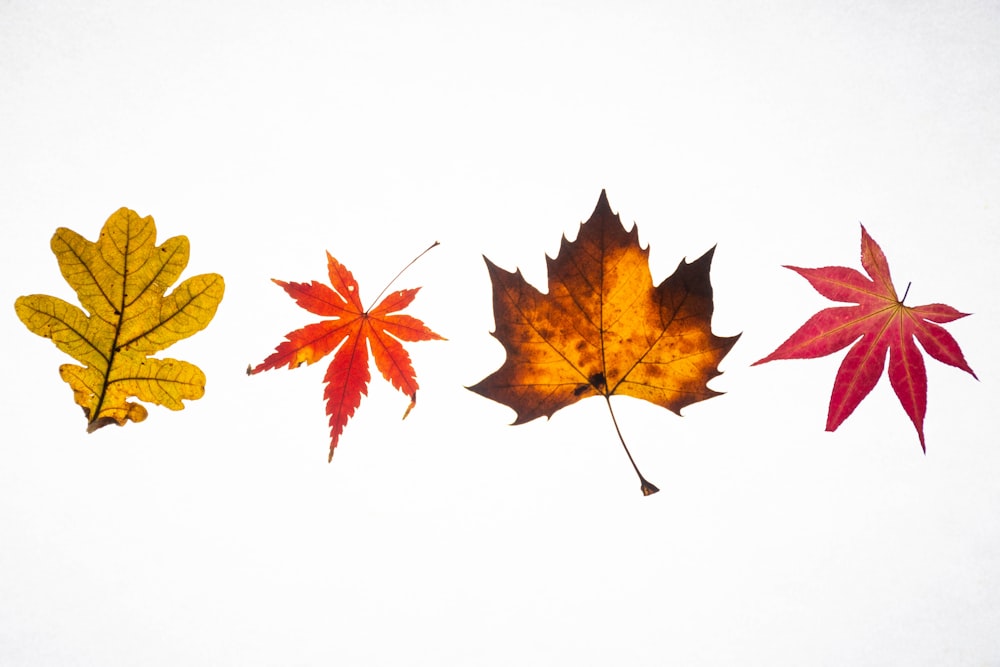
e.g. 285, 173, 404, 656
603, 396, 659, 496
900, 281, 911, 304
366, 241, 440, 312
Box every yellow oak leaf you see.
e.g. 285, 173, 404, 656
15, 208, 225, 432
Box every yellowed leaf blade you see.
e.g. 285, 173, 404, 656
120, 273, 225, 352
15, 207, 224, 431
14, 295, 108, 369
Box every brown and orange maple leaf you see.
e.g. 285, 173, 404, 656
753, 224, 977, 451
249, 247, 444, 461
470, 191, 739, 495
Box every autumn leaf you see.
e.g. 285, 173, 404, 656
248, 245, 444, 461
753, 224, 977, 451
14, 208, 225, 432
469, 191, 739, 495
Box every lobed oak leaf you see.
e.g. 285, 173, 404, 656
14, 208, 225, 432
753, 224, 977, 451
248, 246, 444, 461
469, 191, 739, 495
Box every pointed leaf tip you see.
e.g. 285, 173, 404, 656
594, 189, 613, 215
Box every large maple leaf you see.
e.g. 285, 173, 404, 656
14, 208, 225, 431
469, 191, 739, 495
248, 247, 444, 461
753, 224, 976, 451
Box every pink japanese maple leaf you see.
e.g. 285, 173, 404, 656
754, 225, 976, 451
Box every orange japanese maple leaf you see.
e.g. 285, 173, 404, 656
248, 246, 444, 461
753, 225, 976, 451
469, 191, 739, 495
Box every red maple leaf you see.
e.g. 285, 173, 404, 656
249, 248, 444, 460
753, 225, 976, 451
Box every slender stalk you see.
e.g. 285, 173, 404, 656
365, 241, 440, 313
900, 281, 911, 304
604, 396, 659, 496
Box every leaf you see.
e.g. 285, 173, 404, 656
753, 224, 977, 451
14, 208, 225, 432
469, 191, 739, 494
248, 247, 444, 461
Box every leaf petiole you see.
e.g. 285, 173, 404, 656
604, 395, 660, 496
365, 241, 440, 313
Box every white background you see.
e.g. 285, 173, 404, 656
2, 1, 998, 665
